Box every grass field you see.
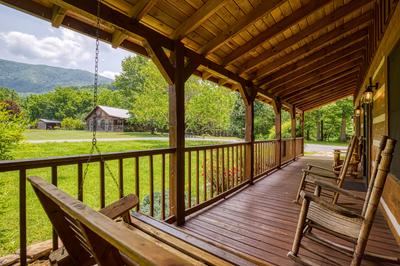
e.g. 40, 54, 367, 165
0, 139, 221, 256
304, 140, 347, 146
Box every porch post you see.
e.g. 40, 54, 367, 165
291, 106, 296, 160
168, 41, 186, 226
273, 99, 282, 168
245, 100, 255, 184
301, 111, 305, 155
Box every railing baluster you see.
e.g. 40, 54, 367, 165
203, 150, 207, 201
187, 152, 191, 208
235, 145, 239, 186
196, 150, 200, 205
161, 154, 166, 220
118, 158, 124, 198
210, 149, 214, 198
51, 166, 58, 251
100, 161, 105, 208
227, 146, 230, 189
135, 157, 140, 211
222, 147, 225, 192
239, 144, 243, 182
77, 163, 83, 201
19, 169, 27, 266
149, 155, 154, 217
216, 148, 220, 195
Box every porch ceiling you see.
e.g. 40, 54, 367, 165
1, 0, 375, 110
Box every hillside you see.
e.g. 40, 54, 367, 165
0, 58, 113, 93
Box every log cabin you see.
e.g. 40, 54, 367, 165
85, 105, 130, 132
0, 0, 399, 265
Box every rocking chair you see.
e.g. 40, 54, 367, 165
294, 136, 358, 204
332, 136, 364, 178
288, 136, 399, 266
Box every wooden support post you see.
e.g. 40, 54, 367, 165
291, 106, 296, 160
245, 101, 254, 184
169, 42, 186, 226
273, 99, 282, 168
301, 112, 305, 155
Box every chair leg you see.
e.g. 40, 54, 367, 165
289, 198, 310, 257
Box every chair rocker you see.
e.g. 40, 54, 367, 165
294, 136, 358, 204
288, 137, 399, 266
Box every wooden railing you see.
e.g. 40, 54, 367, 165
183, 142, 248, 217
0, 139, 302, 263
254, 140, 279, 178
295, 137, 304, 157
281, 138, 295, 163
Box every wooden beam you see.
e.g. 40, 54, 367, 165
144, 40, 174, 84
221, 0, 331, 66
283, 74, 357, 102
257, 39, 365, 87
171, 0, 226, 40
128, 0, 158, 20
271, 60, 362, 96
111, 29, 128, 48
254, 13, 372, 80
293, 84, 356, 105
273, 99, 282, 168
199, 0, 285, 54
263, 48, 365, 91
298, 89, 355, 110
268, 51, 364, 93
51, 5, 66, 27
245, 100, 255, 184
239, 0, 373, 73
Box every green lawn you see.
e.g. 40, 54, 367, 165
23, 129, 166, 140
0, 139, 221, 256
304, 140, 348, 146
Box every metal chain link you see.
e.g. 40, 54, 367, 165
80, 0, 120, 198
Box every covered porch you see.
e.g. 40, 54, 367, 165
0, 0, 399, 265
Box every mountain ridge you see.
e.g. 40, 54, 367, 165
0, 58, 113, 93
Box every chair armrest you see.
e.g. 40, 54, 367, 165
313, 180, 365, 201
300, 191, 362, 219
307, 164, 334, 173
99, 194, 138, 220
303, 169, 338, 180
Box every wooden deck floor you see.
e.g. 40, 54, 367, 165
182, 156, 400, 266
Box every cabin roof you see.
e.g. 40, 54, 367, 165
86, 105, 130, 120
38, 118, 61, 124
1, 0, 376, 110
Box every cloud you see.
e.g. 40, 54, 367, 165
0, 28, 93, 68
100, 70, 119, 80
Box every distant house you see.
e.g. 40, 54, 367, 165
36, 119, 61, 130
85, 105, 130, 132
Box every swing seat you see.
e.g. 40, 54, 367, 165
29, 176, 266, 266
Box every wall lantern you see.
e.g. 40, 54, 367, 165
362, 77, 378, 104
354, 108, 361, 117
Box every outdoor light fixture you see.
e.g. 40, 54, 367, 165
362, 77, 378, 104
354, 108, 361, 117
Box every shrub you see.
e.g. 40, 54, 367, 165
61, 117, 85, 130
0, 103, 26, 160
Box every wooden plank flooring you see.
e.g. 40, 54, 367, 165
182, 156, 400, 265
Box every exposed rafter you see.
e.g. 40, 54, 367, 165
296, 87, 355, 109
239, 0, 373, 74
128, 0, 158, 20
51, 5, 66, 27
221, 0, 331, 66
198, 0, 284, 54
111, 29, 128, 48
171, 0, 227, 40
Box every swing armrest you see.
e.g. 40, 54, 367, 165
300, 191, 362, 218
99, 194, 138, 220
313, 180, 365, 201
303, 169, 338, 180
307, 164, 334, 173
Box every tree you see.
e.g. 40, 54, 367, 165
0, 103, 26, 159
0, 87, 19, 102
254, 100, 275, 139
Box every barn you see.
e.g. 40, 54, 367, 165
85, 105, 130, 132
36, 119, 61, 130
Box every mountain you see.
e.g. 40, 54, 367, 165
0, 58, 113, 93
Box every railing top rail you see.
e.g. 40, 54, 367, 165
254, 139, 278, 143
184, 141, 248, 151
0, 147, 176, 172
295, 137, 304, 140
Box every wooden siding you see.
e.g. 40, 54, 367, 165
355, 1, 400, 244
183, 156, 400, 265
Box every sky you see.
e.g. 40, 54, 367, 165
0, 4, 133, 80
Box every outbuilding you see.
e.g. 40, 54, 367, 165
36, 119, 61, 130
85, 105, 130, 132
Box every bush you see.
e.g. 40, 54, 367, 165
0, 103, 26, 159
61, 117, 85, 130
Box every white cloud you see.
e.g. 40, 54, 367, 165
100, 70, 119, 80
0, 28, 93, 68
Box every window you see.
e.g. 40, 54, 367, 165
388, 40, 400, 179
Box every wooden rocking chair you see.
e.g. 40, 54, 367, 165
332, 136, 364, 178
288, 137, 399, 266
294, 135, 358, 204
